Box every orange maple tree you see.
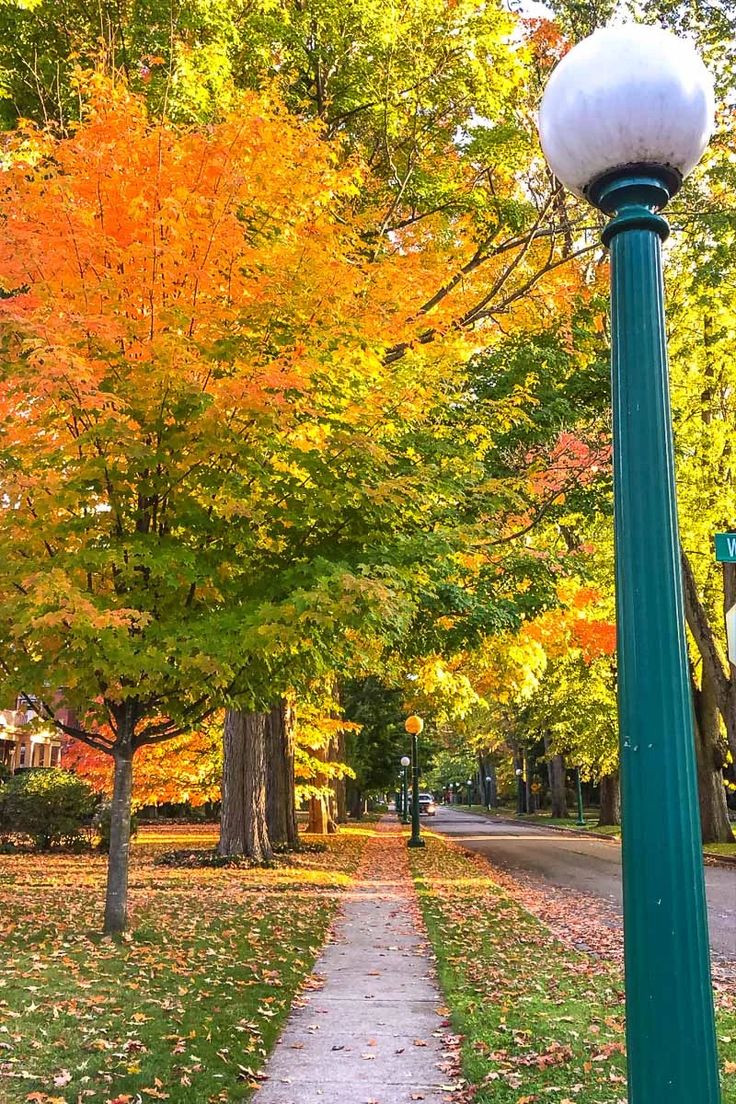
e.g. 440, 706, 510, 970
0, 77, 473, 930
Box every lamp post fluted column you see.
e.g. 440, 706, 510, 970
539, 24, 720, 1104
596, 170, 719, 1102
405, 716, 425, 848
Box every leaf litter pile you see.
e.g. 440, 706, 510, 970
0, 823, 372, 1104
410, 832, 736, 1104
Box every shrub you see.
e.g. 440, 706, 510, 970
0, 768, 96, 850
93, 800, 139, 853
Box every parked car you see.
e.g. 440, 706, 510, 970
418, 792, 437, 816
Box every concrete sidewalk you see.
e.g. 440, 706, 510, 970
252, 821, 456, 1104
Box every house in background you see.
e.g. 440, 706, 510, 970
0, 696, 63, 772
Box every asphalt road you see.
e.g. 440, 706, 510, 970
430, 804, 736, 960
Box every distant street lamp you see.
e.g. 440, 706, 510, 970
405, 716, 425, 848
484, 775, 492, 810
515, 767, 524, 816
400, 755, 411, 825
575, 767, 586, 827
466, 778, 472, 808
539, 23, 719, 1104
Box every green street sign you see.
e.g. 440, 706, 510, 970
714, 533, 736, 562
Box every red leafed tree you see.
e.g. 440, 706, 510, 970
64, 726, 221, 808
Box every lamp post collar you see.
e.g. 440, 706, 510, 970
587, 167, 678, 246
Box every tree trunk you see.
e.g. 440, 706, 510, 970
544, 734, 567, 818
326, 733, 339, 833
104, 737, 134, 935
243, 711, 273, 862
693, 666, 734, 844
307, 795, 329, 834
722, 560, 736, 754
598, 771, 621, 827
219, 709, 246, 856
347, 782, 362, 819
266, 701, 298, 848
334, 729, 348, 823
283, 702, 299, 847
306, 739, 334, 834
681, 547, 736, 759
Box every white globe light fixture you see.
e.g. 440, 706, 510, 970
538, 23, 720, 1104
539, 24, 714, 205
398, 755, 411, 825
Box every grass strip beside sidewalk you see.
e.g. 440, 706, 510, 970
410, 831, 736, 1104
0, 824, 375, 1104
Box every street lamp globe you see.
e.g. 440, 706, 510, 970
400, 755, 411, 768
538, 24, 714, 204
515, 768, 523, 777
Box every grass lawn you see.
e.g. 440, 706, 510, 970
705, 841, 736, 859
465, 804, 736, 857
0, 823, 374, 1104
466, 804, 621, 836
410, 830, 736, 1104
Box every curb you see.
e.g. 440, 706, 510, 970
463, 809, 620, 845
703, 850, 736, 867
453, 807, 736, 868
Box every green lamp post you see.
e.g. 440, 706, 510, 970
400, 755, 411, 826
405, 715, 425, 848
466, 778, 472, 808
539, 24, 719, 1104
575, 767, 586, 827
515, 766, 524, 816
